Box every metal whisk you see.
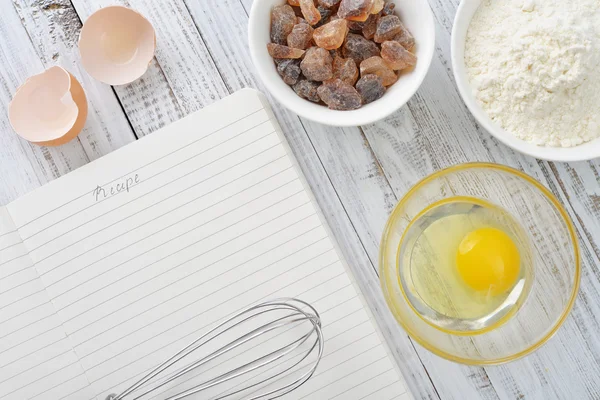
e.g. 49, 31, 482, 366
106, 298, 324, 400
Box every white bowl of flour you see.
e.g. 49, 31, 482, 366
452, 0, 600, 161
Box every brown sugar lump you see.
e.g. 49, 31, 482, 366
271, 5, 297, 44
313, 19, 348, 50
293, 79, 321, 102
332, 56, 359, 85
393, 23, 416, 51
337, 0, 374, 21
299, 0, 322, 25
317, 78, 362, 110
276, 59, 302, 84
287, 23, 314, 49
381, 40, 417, 70
374, 15, 403, 43
359, 56, 397, 86
318, 0, 341, 7
267, 43, 306, 59
361, 14, 378, 39
342, 33, 380, 64
300, 47, 334, 81
314, 5, 333, 27
370, 0, 385, 14
382, 0, 395, 15
347, 19, 366, 32
356, 74, 385, 104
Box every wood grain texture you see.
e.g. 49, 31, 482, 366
1, 0, 600, 399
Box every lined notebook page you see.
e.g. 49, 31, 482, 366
6, 89, 409, 400
0, 208, 95, 400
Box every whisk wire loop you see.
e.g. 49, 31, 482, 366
106, 298, 323, 400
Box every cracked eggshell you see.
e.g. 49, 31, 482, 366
8, 66, 88, 146
79, 6, 156, 85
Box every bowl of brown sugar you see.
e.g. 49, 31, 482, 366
249, 0, 435, 127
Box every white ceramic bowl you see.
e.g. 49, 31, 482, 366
249, 0, 435, 127
452, 0, 600, 162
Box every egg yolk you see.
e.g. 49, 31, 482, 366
456, 227, 520, 296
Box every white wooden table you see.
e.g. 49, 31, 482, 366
1, 0, 599, 399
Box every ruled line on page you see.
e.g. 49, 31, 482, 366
64, 218, 327, 354
168, 298, 367, 397
357, 378, 403, 400
43, 178, 302, 300
172, 310, 371, 400
23, 127, 277, 245
0, 253, 30, 269
52, 192, 311, 314
26, 128, 280, 259
83, 255, 340, 377
0, 276, 38, 295
0, 359, 82, 399
59, 221, 324, 331
215, 307, 374, 400
329, 367, 395, 400
0, 239, 22, 253
0, 230, 17, 239
204, 315, 373, 400
119, 281, 358, 399
0, 309, 55, 341
86, 255, 352, 392
0, 300, 48, 327
88, 262, 351, 392
70, 233, 330, 350
0, 317, 61, 356
0, 263, 36, 283
0, 349, 72, 388
36, 145, 293, 287
0, 336, 64, 370
33, 158, 292, 267
296, 355, 389, 399
43, 167, 297, 297
27, 373, 92, 400
98, 293, 361, 396
69, 231, 330, 342
0, 288, 46, 314
16, 107, 265, 232
41, 165, 296, 288
76, 251, 336, 365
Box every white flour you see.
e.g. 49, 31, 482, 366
465, 0, 600, 147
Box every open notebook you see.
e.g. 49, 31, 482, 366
0, 89, 410, 400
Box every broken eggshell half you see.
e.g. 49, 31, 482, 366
8, 66, 88, 146
79, 5, 156, 85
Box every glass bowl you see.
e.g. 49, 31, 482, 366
379, 163, 580, 365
